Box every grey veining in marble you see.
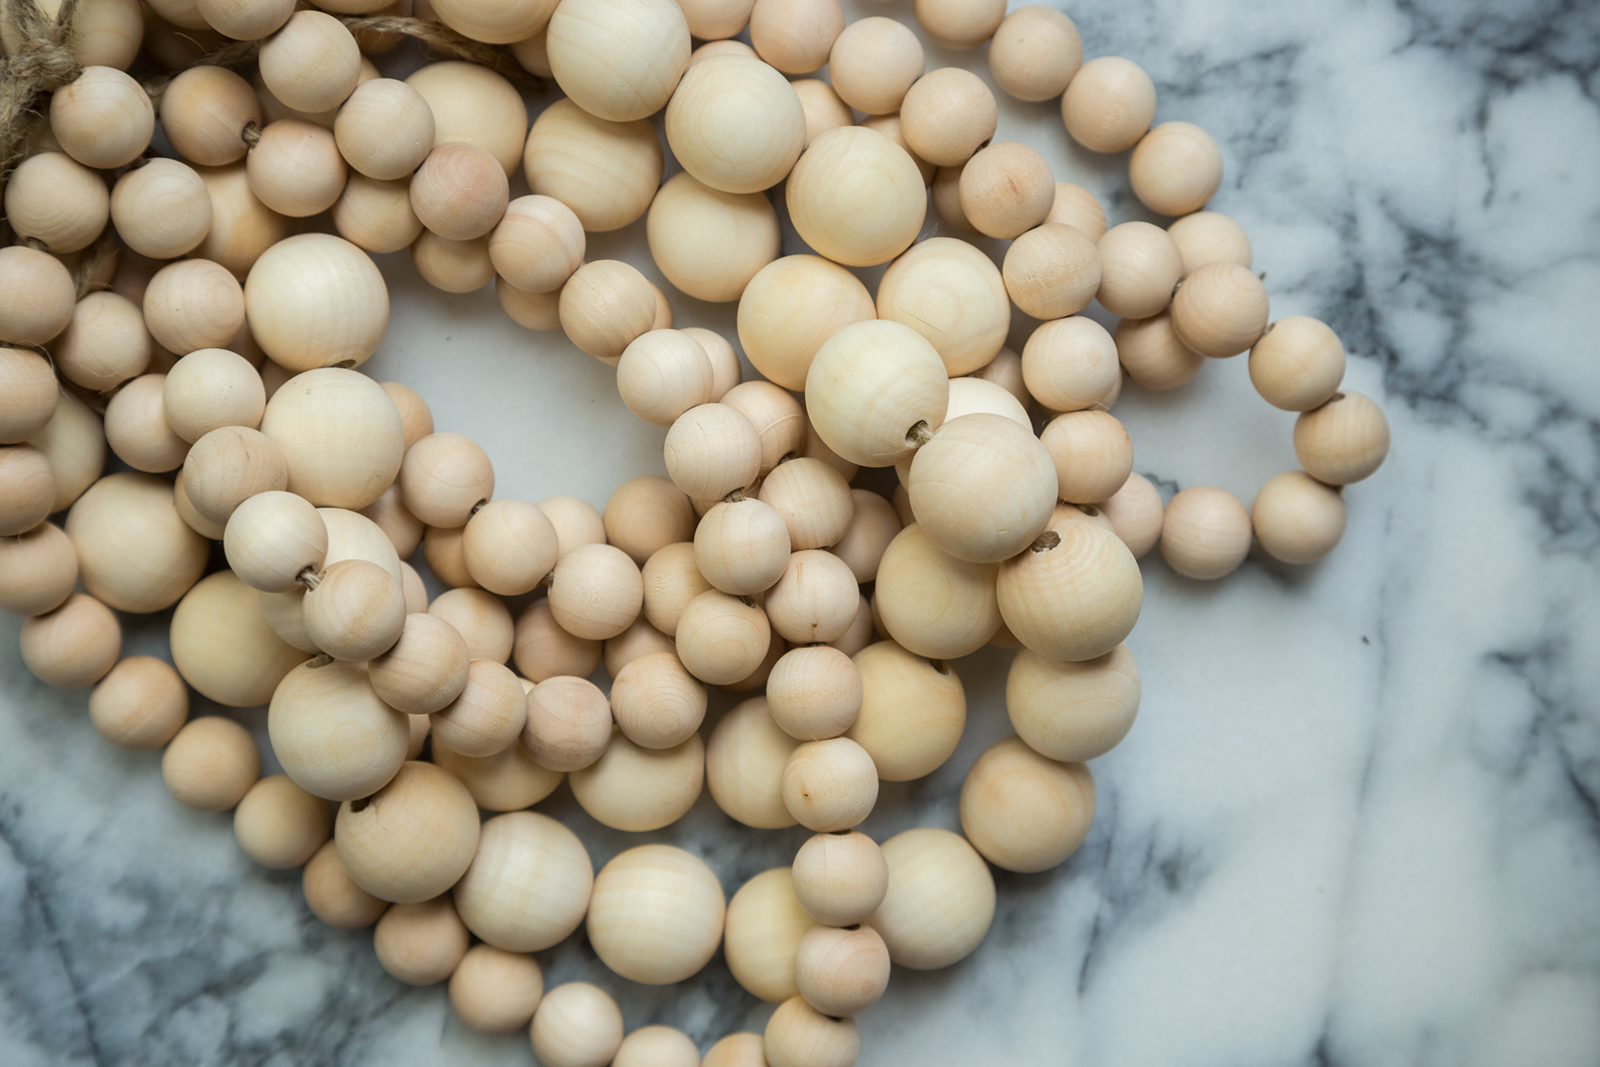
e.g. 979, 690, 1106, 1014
4, 0, 1600, 1064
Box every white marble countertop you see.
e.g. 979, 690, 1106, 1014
5, 0, 1599, 1064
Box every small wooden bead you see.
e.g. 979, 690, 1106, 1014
720, 380, 806, 475
678, 0, 752, 38
764, 997, 859, 1067
0, 348, 56, 443
374, 896, 470, 986
987, 5, 1082, 100
412, 232, 496, 294
303, 838, 388, 928
900, 67, 996, 168
460, 499, 559, 597
547, 0, 689, 122
164, 348, 264, 443
161, 715, 259, 811
1040, 409, 1133, 505
1252, 471, 1348, 564
537, 495, 606, 559
143, 259, 245, 355
1007, 643, 1139, 762
332, 77, 434, 181
791, 78, 852, 148
428, 0, 554, 43
405, 61, 526, 176
50, 65, 154, 168
1020, 316, 1118, 412
828, 16, 923, 116
1170, 262, 1269, 359
958, 142, 1054, 240
1061, 56, 1156, 153
646, 172, 781, 303
614, 1026, 699, 1067
960, 736, 1094, 872
524, 674, 611, 771
766, 646, 860, 741
1130, 121, 1224, 217
665, 55, 804, 195
907, 413, 1057, 564
782, 736, 878, 833
675, 589, 771, 685
748, 0, 842, 74
786, 125, 926, 268
19, 592, 120, 688
914, 0, 1003, 47
448, 945, 544, 1034
193, 165, 286, 276
29, 390, 105, 514
246, 234, 390, 371
409, 142, 509, 242
737, 255, 875, 391
1045, 182, 1107, 243
1249, 316, 1346, 412
5, 152, 109, 254
1114, 311, 1205, 391
663, 403, 763, 500
1004, 223, 1101, 321
301, 558, 405, 660
1096, 221, 1183, 320
103, 374, 190, 473
197, 0, 293, 39
847, 640, 965, 781
523, 100, 661, 234
428, 587, 514, 662
234, 774, 332, 868
259, 10, 361, 114
1098, 473, 1165, 560
569, 711, 701, 829
827, 489, 898, 584
268, 657, 407, 797
759, 458, 853, 551
423, 523, 479, 589
640, 541, 712, 635
792, 830, 887, 927
513, 600, 601, 683
246, 118, 349, 218
1294, 391, 1391, 485
548, 543, 643, 640
321, 505, 403, 584
616, 331, 715, 428
806, 320, 948, 469
704, 1033, 768, 1067
0, 246, 74, 346
704, 696, 797, 828
510, 23, 551, 73
723, 867, 812, 1001
588, 844, 725, 985
874, 523, 999, 660
867, 826, 994, 969
999, 516, 1142, 660
531, 983, 624, 1067
603, 617, 676, 677
89, 657, 186, 754
453, 810, 592, 952
332, 174, 423, 253
335, 760, 479, 902
611, 651, 706, 749
159, 66, 260, 166
1159, 485, 1251, 580
558, 260, 660, 363
398, 432, 493, 529
765, 549, 859, 645
876, 237, 1008, 377
487, 195, 583, 295
0, 520, 76, 617
795, 924, 890, 1017
109, 158, 212, 259
1169, 210, 1252, 274
65, 472, 208, 611
368, 611, 469, 714
181, 425, 288, 528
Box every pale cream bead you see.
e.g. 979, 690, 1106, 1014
900, 66, 996, 167
874, 523, 1000, 660
675, 589, 771, 685
603, 617, 676, 678
828, 489, 899, 584
720, 380, 805, 475
1249, 316, 1346, 412
1158, 484, 1252, 580
859, 112, 934, 185
88, 654, 187, 750
794, 924, 890, 1017
143, 258, 245, 355
433, 734, 563, 812
748, 0, 842, 74
1005, 223, 1102, 321
429, 658, 526, 757
523, 674, 611, 771
511, 25, 551, 74
245, 233, 389, 371
663, 403, 762, 501
1130, 121, 1225, 217
168, 568, 308, 706
397, 431, 493, 528
429, 0, 555, 44
234, 774, 331, 868
513, 600, 601, 682
258, 10, 361, 114
531, 982, 623, 1067
368, 611, 469, 714
610, 650, 705, 749
164, 348, 264, 442
876, 237, 1009, 377
764, 549, 859, 645
867, 826, 994, 969
303, 840, 387, 929
1007, 643, 1140, 762
331, 174, 422, 254
452, 810, 592, 952
958, 141, 1054, 240
159, 66, 260, 166
373, 896, 470, 986
787, 126, 926, 267
705, 696, 798, 828
1097, 221, 1184, 320
547, 542, 643, 641
52, 291, 149, 393
20, 593, 121, 688
110, 157, 212, 260
1046, 181, 1107, 242
646, 172, 781, 303
641, 540, 713, 635
537, 495, 607, 559
523, 99, 661, 233
428, 587, 514, 662
704, 1033, 767, 1067
448, 945, 543, 1034
587, 843, 725, 984
359, 483, 422, 558
558, 259, 661, 363
1170, 261, 1270, 359
423, 523, 478, 589
792, 78, 852, 148
679, 0, 753, 38
49, 65, 154, 168
782, 736, 878, 832
847, 640, 965, 781
245, 118, 348, 218
65, 471, 209, 612
1252, 470, 1348, 564
0, 521, 77, 617
766, 645, 861, 741
409, 141, 509, 242
737, 255, 875, 391
764, 997, 859, 1067
0, 348, 57, 444
405, 61, 528, 176
1061, 56, 1155, 153
334, 760, 480, 903
488, 195, 583, 294
988, 5, 1081, 100
1169, 210, 1253, 274
723, 867, 813, 1002
1021, 316, 1118, 413
1041, 409, 1134, 504
160, 715, 259, 811
616, 330, 715, 427
180, 424, 289, 529
1098, 472, 1165, 560
906, 413, 1058, 564
103, 374, 190, 473
791, 829, 887, 928
197, 0, 293, 40
960, 737, 1095, 872
665, 55, 804, 195
1114, 311, 1205, 391
569, 727, 703, 831
546, 0, 689, 122
0, 246, 74, 347
412, 231, 495, 294
829, 16, 923, 115
28, 389, 106, 514
332, 77, 435, 181
459, 499, 558, 596
682, 327, 741, 401
4, 152, 109, 254
267, 657, 406, 798
1294, 391, 1391, 485
759, 458, 853, 551
999, 515, 1142, 660
805, 320, 949, 470
613, 1026, 698, 1067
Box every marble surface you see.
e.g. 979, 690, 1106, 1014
4, 0, 1600, 1063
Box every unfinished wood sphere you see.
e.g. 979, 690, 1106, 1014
999, 516, 1142, 660
523, 101, 661, 234
786, 125, 926, 268
398, 432, 493, 528
724, 867, 811, 1001
488, 195, 583, 295
412, 232, 496, 294
109, 158, 212, 259
830, 489, 900, 583
720, 381, 806, 475
558, 260, 660, 363
1169, 209, 1253, 274
1007, 643, 1140, 762
335, 761, 480, 903
1097, 221, 1183, 320
766, 646, 861, 741
256, 370, 400, 511
704, 1033, 768, 1067
759, 458, 853, 551
795, 924, 890, 1017
694, 498, 789, 596
27, 391, 104, 517
570, 728, 704, 831
368, 611, 469, 714
682, 327, 741, 401
549, 543, 643, 640
409, 142, 510, 242
374, 896, 471, 986
181, 425, 288, 528
792, 830, 887, 927
663, 403, 762, 501
1061, 56, 1156, 153
462, 499, 559, 596
988, 5, 1082, 101
647, 172, 780, 303
524, 675, 612, 771
433, 733, 562, 812
20, 593, 120, 688
960, 737, 1095, 872
1004, 223, 1102, 320
546, 0, 689, 121
531, 983, 624, 1067
867, 827, 994, 969
87, 655, 186, 751
405, 61, 526, 176
156, 66, 259, 167
234, 774, 332, 869
258, 10, 360, 113
268, 658, 408, 799
195, 0, 292, 39
164, 348, 265, 443
678, 0, 753, 38
332, 174, 422, 254
1130, 120, 1225, 217
0, 247, 74, 346
705, 697, 798, 828
676, 589, 771, 685
1159, 485, 1252, 580
907, 413, 1058, 564
1170, 262, 1269, 359
765, 548, 860, 643
430, 0, 555, 43
874, 523, 1000, 660
49, 65, 154, 168
1099, 472, 1165, 560
160, 716, 259, 811
829, 16, 923, 115
611, 651, 706, 749
0, 521, 77, 617
588, 844, 725, 985
640, 541, 713, 635
782, 737, 878, 832
514, 600, 602, 683
452, 810, 592, 951
302, 558, 405, 660
143, 259, 245, 356
1252, 471, 1348, 565
169, 569, 308, 705
765, 997, 860, 1067
53, 291, 150, 394
0, 348, 56, 443
805, 320, 949, 469
1294, 392, 1390, 485
5, 152, 109, 254
665, 55, 804, 195
448, 945, 544, 1034
847, 641, 965, 781
616, 330, 715, 428
246, 118, 349, 218
1046, 182, 1107, 242
1041, 409, 1134, 504
748, 0, 842, 74
613, 1027, 698, 1067
102, 374, 187, 473
876, 237, 1008, 376
246, 234, 389, 371
333, 78, 434, 180
1114, 311, 1205, 391
1022, 316, 1119, 412
1250, 315, 1348, 412
738, 255, 875, 391
303, 840, 388, 929
915, 0, 1003, 47
65, 472, 208, 612
428, 588, 514, 663
900, 67, 996, 167
958, 142, 1054, 240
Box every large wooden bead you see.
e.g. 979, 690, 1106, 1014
766, 646, 860, 740
640, 540, 713, 635
408, 142, 509, 243
427, 587, 514, 663
758, 458, 853, 551
786, 126, 926, 268
234, 774, 332, 869
303, 840, 387, 929
900, 67, 996, 167
764, 550, 859, 645
65, 472, 208, 612
531, 983, 623, 1067
1114, 311, 1204, 391
805, 320, 948, 469
246, 234, 388, 371
0, 246, 75, 345
523, 100, 661, 233
588, 844, 725, 985
335, 761, 480, 903
1248, 316, 1345, 412
764, 997, 859, 1067
907, 413, 1058, 564
0, 348, 56, 443
29, 390, 105, 514
1170, 262, 1269, 359
0, 521, 77, 616
748, 0, 842, 74
52, 292, 150, 393
406, 61, 527, 176
569, 728, 703, 831
1130, 121, 1224, 217
1252, 470, 1348, 564
301, 558, 405, 660
19, 593, 120, 688
453, 811, 592, 952
737, 255, 875, 390
548, 543, 643, 640
558, 260, 660, 363
960, 737, 1095, 872
724, 867, 812, 1002
245, 118, 348, 218
459, 499, 557, 596
1097, 221, 1183, 320
1294, 391, 1391, 485
1098, 472, 1165, 560
705, 696, 798, 828
616, 331, 715, 428
1007, 644, 1139, 762
876, 238, 1008, 377
782, 736, 878, 832
1061, 56, 1155, 153
1004, 223, 1101, 321
999, 517, 1142, 660
50, 65, 154, 168
524, 675, 613, 771
489, 195, 583, 294
958, 141, 1053, 240
164, 348, 265, 442
611, 651, 706, 749
333, 77, 434, 180
792, 830, 887, 927
432, 732, 563, 812
322, 505, 403, 583
514, 600, 601, 682
430, 0, 555, 43
795, 924, 890, 1017
0, 444, 54, 537
102, 374, 187, 473
874, 524, 999, 660
109, 158, 212, 259
847, 641, 964, 781
867, 827, 994, 969
368, 611, 469, 714
180, 425, 288, 529
664, 404, 762, 502
259, 367, 404, 508
268, 658, 407, 798
1021, 316, 1118, 412
647, 172, 780, 303
373, 897, 471, 986
169, 569, 307, 704
88, 655, 187, 750
5, 152, 109, 254
1041, 409, 1134, 505
547, 0, 689, 122
157, 66, 259, 167
676, 589, 771, 685
448, 945, 544, 1034
828, 16, 922, 115
258, 10, 360, 114
1168, 209, 1252, 274
1159, 484, 1252, 580
143, 259, 245, 356
160, 716, 259, 811
665, 55, 804, 194
614, 1026, 698, 1067
325, 170, 418, 251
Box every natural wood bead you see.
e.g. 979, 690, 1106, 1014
723, 867, 812, 1001
547, 0, 689, 122
987, 5, 1082, 100
160, 715, 259, 811
512, 600, 599, 683
1294, 391, 1390, 485
807, 320, 950, 470
1170, 262, 1269, 359
410, 142, 509, 242
234, 774, 332, 869
19, 592, 119, 688
487, 195, 583, 296
1252, 471, 1347, 565
258, 10, 360, 114
398, 432, 493, 528
0, 246, 74, 346
1169, 210, 1252, 274
303, 839, 388, 929
792, 830, 887, 927
914, 0, 1004, 47
531, 983, 624, 1067
614, 1026, 699, 1067
827, 16, 922, 116
610, 650, 706, 749
907, 413, 1057, 564
663, 403, 763, 501
559, 260, 660, 363
647, 172, 780, 303
875, 238, 1007, 377
603, 617, 676, 677
246, 234, 390, 371
537, 495, 606, 559
367, 611, 469, 714
1007, 643, 1139, 762
426, 0, 553, 43
52, 291, 149, 393
368, 383, 428, 455
786, 125, 927, 268
847, 640, 964, 781
301, 558, 405, 660
403, 61, 525, 176
267, 657, 406, 798
196, 0, 292, 39
1249, 316, 1346, 412
0, 0, 141, 66
334, 760, 479, 902
4, 152, 109, 254
194, 166, 286, 278
724, 628, 785, 692
665, 55, 804, 196
158, 66, 259, 167
319, 506, 403, 588
720, 380, 805, 475
1159, 484, 1252, 580
246, 118, 349, 217
960, 736, 1094, 872
1130, 121, 1224, 217
680, 327, 740, 401
548, 542, 643, 641
448, 945, 544, 1034
704, 696, 797, 828
828, 489, 898, 584
968, 347, 1030, 412
738, 259, 873, 394
1004, 223, 1101, 321
424, 523, 479, 589
523, 674, 610, 771
103, 374, 189, 473
110, 157, 212, 259
866, 826, 994, 970
588, 843, 724, 985
677, 0, 752, 38
1114, 311, 1204, 391
958, 142, 1054, 240
765, 549, 863, 646
900, 67, 996, 169
1043, 182, 1107, 244
765, 997, 859, 1067
164, 348, 264, 443
49, 65, 153, 168
795, 924, 890, 1017
758, 458, 853, 552
0, 349, 56, 444
65, 471, 208, 611
999, 515, 1142, 660
616, 330, 715, 428
766, 645, 860, 741
374, 896, 471, 986
333, 174, 424, 253
1061, 56, 1156, 153
523, 102, 659, 235
428, 587, 514, 662
782, 736, 878, 832
451, 810, 592, 954
675, 588, 770, 685
570, 727, 703, 830
412, 231, 496, 294
332, 77, 434, 181
1040, 403, 1135, 503
704, 1033, 767, 1067
1098, 472, 1165, 560
748, 0, 842, 74
792, 77, 852, 148
1097, 221, 1183, 320
460, 499, 559, 597
0, 520, 76, 616
432, 730, 563, 810
181, 425, 288, 528
874, 523, 999, 660
1018, 317, 1115, 413
509, 20, 552, 72
28, 389, 105, 514
640, 541, 712, 635
143, 258, 245, 355
167, 565, 304, 701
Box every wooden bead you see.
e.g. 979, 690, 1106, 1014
614, 1026, 699, 1067
160, 715, 259, 811
828, 16, 923, 116
332, 77, 434, 181
691, 38, 758, 66
603, 617, 676, 677
998, 516, 1142, 660
704, 1033, 767, 1067
0, 348, 56, 443
412, 231, 495, 294
197, 0, 293, 39
792, 830, 887, 927
1294, 391, 1390, 485
1098, 472, 1165, 559
758, 458, 853, 551
143, 259, 245, 356
960, 736, 1094, 872
547, 542, 643, 641
665, 55, 804, 195
1170, 262, 1269, 359
675, 589, 771, 685
5, 152, 109, 254
234, 774, 332, 869
647, 172, 780, 303
764, 997, 859, 1067
373, 896, 470, 986
640, 540, 712, 635
806, 320, 948, 469
678, 0, 752, 38
55, 291, 152, 393
1249, 316, 1346, 412
664, 403, 763, 501
448, 945, 544, 1034
0, 520, 76, 616
257, 370, 401, 511
765, 646, 859, 741
367, 611, 469, 714
303, 839, 387, 929
847, 640, 964, 781
703, 696, 796, 828
453, 810, 592, 951
1007, 643, 1139, 761
0, 246, 74, 346
876, 237, 1008, 376
396, 432, 492, 529
782, 736, 878, 832
987, 5, 1082, 101
258, 10, 360, 114
50, 65, 154, 168
246, 234, 389, 371
1004, 223, 1101, 321
181, 425, 288, 529
1169, 210, 1252, 274
423, 523, 478, 589
531, 982, 624, 1067
1252, 471, 1347, 565
529, 498, 601, 562
158, 66, 259, 166
101, 373, 187, 473
1041, 409, 1133, 504
724, 867, 812, 1001
322, 505, 404, 585
301, 558, 405, 660
677, 328, 738, 402
110, 157, 212, 259
523, 674, 610, 771
335, 760, 480, 902
765, 549, 863, 645
1114, 311, 1204, 390
795, 924, 890, 1017
900, 67, 995, 168
570, 726, 703, 830
907, 413, 1058, 564
827, 489, 897, 584
169, 568, 307, 706
588, 843, 725, 984
332, 174, 423, 253
958, 142, 1054, 240
792, 78, 852, 147
874, 523, 999, 659
719, 380, 805, 475
405, 61, 525, 176
1096, 221, 1183, 319
1061, 56, 1156, 153
510, 23, 552, 73
616, 331, 715, 428
523, 103, 659, 235
164, 348, 264, 443
245, 118, 350, 221
410, 142, 509, 244
1020, 316, 1117, 413
432, 733, 563, 811
1159, 484, 1252, 580
610, 650, 706, 749
737, 255, 875, 391
458, 499, 557, 597
268, 658, 407, 798
65, 471, 208, 611
487, 195, 583, 295
19, 592, 120, 688
547, 0, 689, 122
429, 0, 554, 43
558, 260, 660, 363
1045, 182, 1107, 243
426, 587, 513, 663
914, 0, 1003, 47
785, 125, 926, 268
1130, 121, 1224, 217
28, 389, 105, 514
866, 826, 994, 969
512, 600, 599, 683
748, 0, 842, 74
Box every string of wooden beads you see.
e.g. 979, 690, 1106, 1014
0, 0, 1393, 1065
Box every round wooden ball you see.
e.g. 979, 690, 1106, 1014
587, 844, 725, 984
682, 326, 742, 400
1061, 56, 1156, 153
616, 330, 715, 428
5, 152, 109, 254
19, 593, 120, 688
0, 246, 74, 346
0, 348, 57, 443
524, 675, 613, 771
1114, 311, 1205, 390
1252, 470, 1348, 564
303, 839, 388, 929
180, 424, 288, 529
998, 517, 1142, 660
1004, 223, 1102, 321
646, 172, 780, 303
548, 543, 643, 641
458, 499, 557, 597
197, 0, 292, 40
432, 735, 563, 813
724, 867, 812, 1001
737, 254, 875, 391
782, 736, 878, 832
866, 826, 994, 969
367, 611, 469, 714
52, 291, 151, 394
704, 1033, 767, 1067
1046, 181, 1108, 242
429, 0, 554, 43
427, 587, 513, 663
828, 16, 923, 115
514, 600, 602, 683
606, 617, 678, 677
164, 348, 265, 443
168, 569, 307, 707
846, 640, 965, 781
900, 67, 996, 167
397, 432, 492, 529
1020, 316, 1118, 413
411, 231, 496, 295
914, 0, 1004, 47
1098, 472, 1166, 560
452, 810, 592, 951
268, 658, 407, 799
675, 589, 771, 685
109, 157, 212, 260
786, 125, 927, 268
331, 173, 422, 254
907, 413, 1058, 564
258, 10, 360, 114
705, 697, 798, 829
448, 945, 544, 1034
222, 490, 326, 593
829, 489, 899, 584
988, 5, 1081, 101
1130, 120, 1224, 217
795, 923, 890, 1017
958, 142, 1054, 240
558, 260, 660, 363
332, 77, 434, 180
792, 829, 887, 928
876, 237, 1008, 376
50, 65, 154, 168
766, 646, 861, 740
378, 382, 432, 451
640, 540, 713, 635
143, 259, 245, 357
405, 61, 527, 176
234, 774, 332, 869
321, 506, 404, 584
1040, 409, 1134, 504
1096, 221, 1183, 320
101, 374, 187, 474
611, 651, 706, 749
665, 54, 804, 194
874, 523, 999, 660
765, 997, 859, 1067
693, 38, 760, 66
1159, 485, 1252, 580
258, 367, 403, 509
301, 558, 404, 661
408, 142, 509, 242
373, 896, 471, 986
748, 0, 843, 74
762, 550, 859, 646
759, 458, 854, 552
1169, 209, 1253, 274
157, 66, 259, 167
546, 0, 688, 121
160, 715, 259, 811
806, 320, 949, 469
523, 99, 661, 233
334, 760, 480, 903
245, 118, 349, 218
1007, 643, 1140, 762
488, 195, 583, 295
1294, 391, 1390, 485
531, 982, 623, 1067
614, 1026, 698, 1067
65, 471, 208, 612
1170, 262, 1269, 359
663, 403, 760, 502
0, 521, 77, 617
960, 736, 1095, 873
568, 728, 704, 831
246, 234, 388, 371
1249, 316, 1346, 412
29, 390, 105, 515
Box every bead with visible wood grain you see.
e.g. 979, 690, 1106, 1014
719, 380, 805, 475
181, 425, 288, 528
647, 172, 781, 303
0, 521, 76, 617
558, 260, 661, 364
610, 651, 706, 749
268, 658, 408, 799
425, 587, 512, 663
665, 54, 804, 195
0, 246, 74, 347
4, 152, 109, 254
331, 174, 422, 253
548, 543, 643, 641
873, 523, 999, 660
988, 5, 1081, 101
764, 550, 859, 645
765, 997, 860, 1067
999, 516, 1143, 661
143, 259, 245, 356
782, 736, 878, 832
303, 838, 388, 929
1294, 392, 1390, 485
826, 16, 922, 115
545, 0, 689, 121
1249, 316, 1347, 412
403, 61, 526, 177
1252, 471, 1348, 564
867, 826, 994, 969
161, 715, 259, 811
530, 982, 623, 1067
0, 349, 56, 444
487, 195, 583, 295
334, 761, 479, 903
1041, 409, 1133, 504
806, 320, 949, 469
49, 65, 154, 168
759, 458, 854, 551
398, 432, 493, 529
332, 77, 434, 181
85, 656, 186, 752
373, 896, 470, 986
1130, 121, 1225, 217
1170, 262, 1269, 359
301, 558, 405, 661
452, 810, 593, 954
616, 331, 716, 427
448, 945, 544, 1034
876, 237, 1009, 377
222, 490, 326, 593
748, 0, 842, 74
157, 66, 260, 166
412, 232, 496, 295
1159, 485, 1252, 580
675, 589, 771, 685
246, 118, 349, 218
107, 157, 213, 260
513, 600, 601, 684
907, 413, 1058, 564
407, 142, 509, 243
1169, 209, 1253, 274
1098, 473, 1165, 560
603, 618, 676, 678
1004, 223, 1102, 320
1007, 643, 1140, 762
246, 234, 390, 371
958, 141, 1054, 240
103, 374, 190, 473
258, 10, 360, 114
461, 499, 559, 596
663, 403, 763, 501
587, 843, 725, 984
786, 125, 927, 268
52, 292, 149, 393
198, 0, 293, 40
738, 255, 876, 391
1021, 316, 1118, 413
899, 67, 996, 168
795, 923, 890, 1017
960, 737, 1095, 872
65, 472, 209, 611
1114, 311, 1205, 390
522, 674, 611, 771
1097, 221, 1183, 319
847, 641, 965, 781
792, 830, 887, 928
1061, 56, 1155, 153
766, 645, 861, 740
640, 541, 712, 635
368, 612, 470, 715
164, 348, 265, 443
234, 774, 332, 868
705, 696, 798, 828
522, 100, 660, 233
723, 867, 812, 1001
20, 593, 120, 688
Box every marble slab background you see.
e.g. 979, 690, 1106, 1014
3, 0, 1599, 1063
